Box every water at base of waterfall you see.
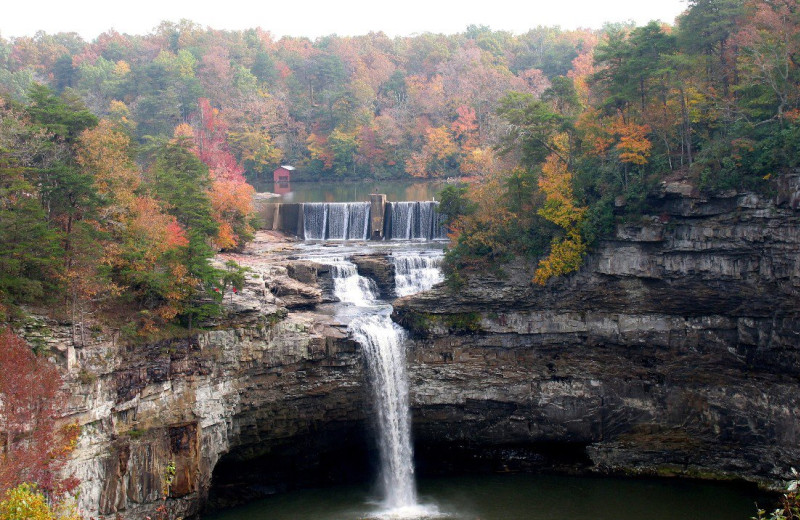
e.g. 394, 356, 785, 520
204, 473, 759, 520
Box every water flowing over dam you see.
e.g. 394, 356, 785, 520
303, 202, 372, 241
384, 202, 447, 241
260, 196, 447, 241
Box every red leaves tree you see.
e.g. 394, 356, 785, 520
0, 328, 78, 495
191, 99, 255, 251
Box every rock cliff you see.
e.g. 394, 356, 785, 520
34, 236, 370, 519
394, 176, 800, 485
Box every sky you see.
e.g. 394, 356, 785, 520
2, 0, 689, 40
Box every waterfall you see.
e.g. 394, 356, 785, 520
385, 201, 446, 241
326, 257, 379, 306
350, 314, 417, 510
303, 202, 371, 240
303, 202, 328, 240
391, 253, 445, 297
347, 202, 371, 240
319, 253, 446, 516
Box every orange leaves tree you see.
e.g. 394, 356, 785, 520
114, 196, 194, 332
405, 125, 458, 178
190, 99, 255, 251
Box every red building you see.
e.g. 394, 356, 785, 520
273, 165, 294, 195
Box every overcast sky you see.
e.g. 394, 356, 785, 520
2, 0, 689, 40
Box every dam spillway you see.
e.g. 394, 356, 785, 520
260, 196, 447, 241
302, 202, 372, 241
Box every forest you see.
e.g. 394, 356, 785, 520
0, 0, 798, 328
0, 0, 797, 325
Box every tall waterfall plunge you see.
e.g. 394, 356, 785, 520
351, 316, 417, 510
321, 254, 443, 517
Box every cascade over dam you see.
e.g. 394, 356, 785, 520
34, 177, 800, 519
258, 194, 447, 240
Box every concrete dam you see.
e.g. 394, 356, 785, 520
259, 194, 447, 241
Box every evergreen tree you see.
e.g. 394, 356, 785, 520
150, 138, 221, 327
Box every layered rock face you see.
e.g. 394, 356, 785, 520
394, 178, 800, 485
51, 256, 369, 519
41, 178, 800, 518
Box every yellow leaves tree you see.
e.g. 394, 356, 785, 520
533, 133, 587, 285
107, 100, 137, 135
229, 128, 283, 173
459, 147, 496, 176
76, 119, 139, 215
0, 483, 80, 520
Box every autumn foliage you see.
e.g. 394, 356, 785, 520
533, 135, 587, 285
192, 98, 255, 250
0, 328, 78, 496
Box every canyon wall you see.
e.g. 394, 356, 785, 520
32, 260, 368, 519
395, 176, 800, 485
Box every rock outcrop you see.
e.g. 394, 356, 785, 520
394, 176, 800, 486
51, 250, 368, 519
351, 253, 395, 298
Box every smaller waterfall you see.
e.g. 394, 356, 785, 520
303, 202, 371, 240
325, 257, 379, 306
391, 253, 445, 297
303, 202, 329, 240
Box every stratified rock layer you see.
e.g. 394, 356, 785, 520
394, 179, 800, 485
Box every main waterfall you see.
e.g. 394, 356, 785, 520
320, 254, 443, 518
351, 315, 417, 510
